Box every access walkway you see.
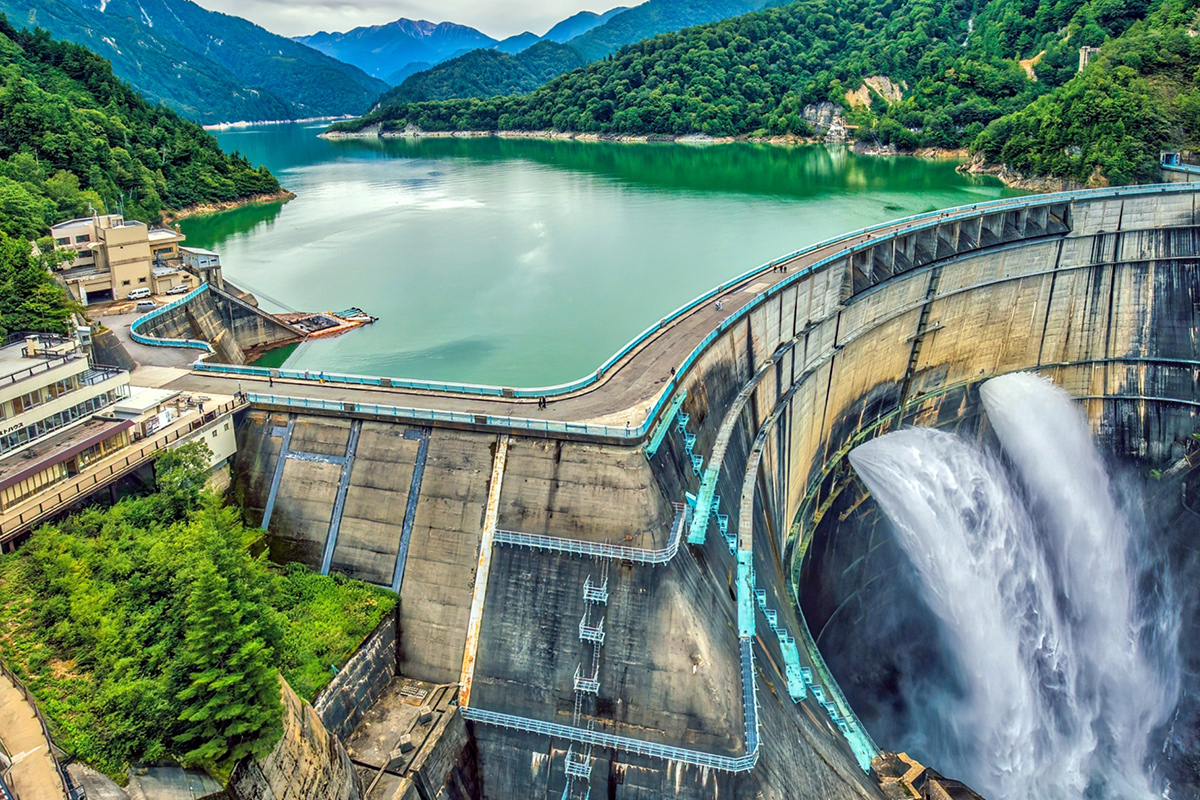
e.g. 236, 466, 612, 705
0, 668, 68, 800
147, 185, 1168, 437
0, 397, 245, 545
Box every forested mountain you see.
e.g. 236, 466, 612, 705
0, 15, 281, 242
0, 0, 386, 124
300, 8, 628, 86
567, 0, 770, 60
385, 41, 589, 104
382, 0, 774, 103
339, 0, 1192, 185
497, 31, 543, 54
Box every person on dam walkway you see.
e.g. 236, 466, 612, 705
268, 375, 274, 388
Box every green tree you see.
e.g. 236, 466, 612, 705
174, 558, 283, 775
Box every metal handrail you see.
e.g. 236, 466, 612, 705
128, 284, 214, 352
461, 706, 758, 772
244, 393, 640, 439
0, 353, 84, 388
0, 661, 75, 799
0, 399, 244, 542
494, 505, 685, 564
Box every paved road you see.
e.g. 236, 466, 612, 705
136, 211, 966, 426
106, 312, 200, 370
150, 245, 846, 427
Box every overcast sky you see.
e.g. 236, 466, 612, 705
191, 0, 628, 39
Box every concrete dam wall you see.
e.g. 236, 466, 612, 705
135, 284, 303, 363
228, 184, 1200, 798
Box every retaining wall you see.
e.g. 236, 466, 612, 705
314, 605, 399, 741
134, 285, 303, 363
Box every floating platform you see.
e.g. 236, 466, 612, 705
279, 307, 378, 339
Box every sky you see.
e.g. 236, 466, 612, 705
191, 0, 629, 39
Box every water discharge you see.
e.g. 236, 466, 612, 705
848, 373, 1179, 799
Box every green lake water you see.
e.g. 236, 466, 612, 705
181, 124, 1023, 386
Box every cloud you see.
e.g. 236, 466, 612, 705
191, 0, 623, 39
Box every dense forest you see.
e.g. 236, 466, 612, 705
0, 14, 282, 242
380, 0, 774, 103
0, 442, 396, 780
338, 0, 1195, 185
1, 0, 387, 124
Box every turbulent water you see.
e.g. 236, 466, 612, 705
848, 373, 1180, 799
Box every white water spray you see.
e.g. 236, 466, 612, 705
849, 373, 1178, 799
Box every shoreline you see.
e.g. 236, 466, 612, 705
204, 115, 353, 131
320, 125, 990, 165
954, 154, 1092, 193
161, 189, 297, 224
320, 124, 1058, 193
321, 125, 1038, 184
320, 125, 824, 147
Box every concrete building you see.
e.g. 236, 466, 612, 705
50, 215, 200, 304
0, 335, 130, 509
180, 246, 224, 290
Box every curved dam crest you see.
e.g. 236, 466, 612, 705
135, 182, 1200, 798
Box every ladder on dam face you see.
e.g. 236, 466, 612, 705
583, 563, 609, 605
898, 264, 943, 409
579, 608, 605, 645
564, 570, 609, 799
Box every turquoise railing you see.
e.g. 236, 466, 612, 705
198, 183, 1200, 443
129, 284, 213, 352
244, 393, 643, 438
461, 705, 758, 772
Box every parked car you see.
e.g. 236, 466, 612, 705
166, 284, 191, 295
127, 287, 152, 300
135, 300, 158, 313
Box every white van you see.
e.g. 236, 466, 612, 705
127, 287, 152, 300
135, 300, 158, 313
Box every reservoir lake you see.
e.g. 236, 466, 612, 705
181, 124, 1023, 386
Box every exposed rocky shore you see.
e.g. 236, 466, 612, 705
161, 189, 297, 223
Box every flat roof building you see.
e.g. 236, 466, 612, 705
50, 215, 207, 304
0, 335, 132, 510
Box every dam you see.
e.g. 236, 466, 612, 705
66, 179, 1200, 797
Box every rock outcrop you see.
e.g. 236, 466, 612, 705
802, 101, 849, 142
845, 76, 906, 109
228, 680, 362, 800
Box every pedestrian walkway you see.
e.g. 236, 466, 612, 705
0, 670, 68, 800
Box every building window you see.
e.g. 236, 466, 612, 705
121, 280, 131, 286
138, 277, 147, 283
45, 377, 75, 400
75, 234, 91, 244
0, 389, 124, 456
55, 237, 69, 246
12, 389, 42, 415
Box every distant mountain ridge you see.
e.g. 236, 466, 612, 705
382, 0, 773, 104
543, 7, 629, 43
0, 0, 387, 124
296, 19, 498, 80
298, 7, 628, 85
